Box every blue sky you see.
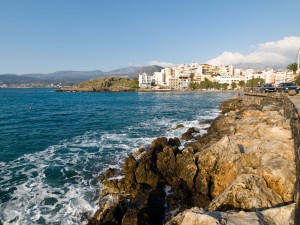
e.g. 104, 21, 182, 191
0, 0, 299, 74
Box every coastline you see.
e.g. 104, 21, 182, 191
88, 94, 296, 225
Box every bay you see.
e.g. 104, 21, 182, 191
0, 88, 235, 224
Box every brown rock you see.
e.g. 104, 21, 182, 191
208, 174, 283, 211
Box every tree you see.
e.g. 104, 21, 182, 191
212, 81, 221, 90
222, 83, 229, 90
295, 75, 300, 86
287, 62, 298, 74
246, 78, 265, 87
231, 82, 237, 89
189, 82, 200, 90
200, 78, 213, 90
238, 80, 245, 89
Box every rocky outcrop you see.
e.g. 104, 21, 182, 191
168, 204, 295, 225
59, 77, 139, 92
208, 174, 283, 211
90, 95, 297, 224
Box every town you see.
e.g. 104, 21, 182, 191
139, 61, 300, 91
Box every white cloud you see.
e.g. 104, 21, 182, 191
147, 60, 176, 68
207, 36, 300, 67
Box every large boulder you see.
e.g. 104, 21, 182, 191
167, 203, 295, 225
208, 174, 283, 211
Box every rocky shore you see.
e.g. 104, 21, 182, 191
88, 95, 296, 225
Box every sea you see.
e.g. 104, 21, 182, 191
0, 88, 236, 225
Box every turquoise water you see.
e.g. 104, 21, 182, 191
0, 88, 235, 224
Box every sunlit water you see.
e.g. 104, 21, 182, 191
0, 88, 235, 224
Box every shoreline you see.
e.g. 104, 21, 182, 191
88, 95, 296, 224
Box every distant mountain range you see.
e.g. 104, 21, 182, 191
0, 65, 164, 87
233, 63, 283, 71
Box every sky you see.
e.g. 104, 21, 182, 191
0, 0, 299, 74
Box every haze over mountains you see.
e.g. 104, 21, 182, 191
0, 65, 163, 87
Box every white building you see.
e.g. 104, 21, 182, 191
138, 72, 152, 88
214, 75, 243, 89
152, 72, 165, 86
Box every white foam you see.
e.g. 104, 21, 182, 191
0, 105, 222, 224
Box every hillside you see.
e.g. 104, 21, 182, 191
0, 65, 163, 87
58, 77, 139, 92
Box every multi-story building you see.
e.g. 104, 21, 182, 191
214, 75, 243, 89
152, 72, 165, 86
138, 72, 152, 88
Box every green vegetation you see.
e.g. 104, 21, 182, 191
61, 77, 139, 92
189, 78, 231, 90
245, 78, 265, 87
231, 82, 237, 89
295, 75, 300, 86
238, 80, 245, 89
287, 62, 298, 74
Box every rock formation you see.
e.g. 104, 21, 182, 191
88, 95, 296, 225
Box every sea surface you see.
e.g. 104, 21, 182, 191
0, 88, 236, 224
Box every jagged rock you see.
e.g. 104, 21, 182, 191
196, 135, 241, 197
168, 137, 181, 147
157, 146, 179, 186
208, 174, 283, 211
132, 148, 145, 159
175, 124, 185, 129
125, 186, 165, 225
122, 209, 139, 225
184, 141, 202, 153
176, 148, 197, 190
91, 96, 297, 224
151, 137, 169, 149
260, 203, 295, 225
117, 156, 139, 196
87, 195, 128, 225
181, 128, 199, 141
135, 159, 161, 187
219, 97, 244, 112
168, 204, 296, 225
100, 168, 121, 181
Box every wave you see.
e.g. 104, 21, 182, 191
0, 108, 220, 224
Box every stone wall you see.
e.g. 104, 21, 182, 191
282, 96, 300, 224
244, 94, 300, 224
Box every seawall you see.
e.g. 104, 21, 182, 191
245, 93, 300, 223
283, 96, 300, 224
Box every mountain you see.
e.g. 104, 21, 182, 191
233, 63, 283, 71
0, 65, 164, 87
0, 74, 46, 86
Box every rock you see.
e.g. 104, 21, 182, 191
157, 146, 178, 186
181, 128, 198, 141
175, 124, 185, 129
260, 203, 295, 225
168, 203, 296, 225
133, 148, 145, 159
168, 137, 181, 147
135, 160, 161, 187
176, 148, 197, 190
122, 209, 139, 225
288, 90, 297, 96
100, 168, 121, 181
208, 174, 283, 211
151, 137, 168, 149
129, 187, 166, 225
184, 141, 202, 153
220, 97, 244, 112
87, 195, 128, 225
167, 207, 221, 225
